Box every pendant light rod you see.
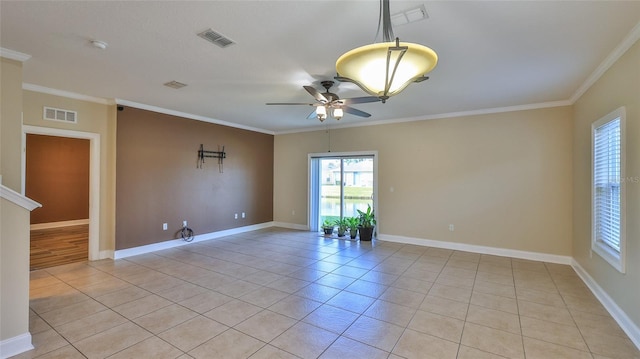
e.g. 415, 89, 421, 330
381, 0, 394, 42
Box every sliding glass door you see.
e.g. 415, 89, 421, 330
310, 154, 375, 231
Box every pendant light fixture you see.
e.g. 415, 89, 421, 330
335, 0, 438, 103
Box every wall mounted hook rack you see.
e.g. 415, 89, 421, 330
197, 144, 226, 172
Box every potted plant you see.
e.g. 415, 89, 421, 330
346, 217, 359, 239
334, 218, 348, 237
357, 205, 376, 241
321, 219, 334, 235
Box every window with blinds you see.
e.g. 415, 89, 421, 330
592, 107, 625, 273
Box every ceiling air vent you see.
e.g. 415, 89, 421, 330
43, 106, 77, 124
197, 28, 235, 48
164, 80, 187, 89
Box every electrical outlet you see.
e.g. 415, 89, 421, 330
449, 224, 454, 231
234, 213, 238, 219
183, 220, 187, 227
242, 212, 245, 218
163, 223, 168, 230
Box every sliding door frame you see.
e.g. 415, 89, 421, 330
308, 151, 378, 232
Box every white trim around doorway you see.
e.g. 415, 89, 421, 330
22, 125, 101, 261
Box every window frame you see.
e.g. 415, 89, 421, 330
591, 106, 626, 273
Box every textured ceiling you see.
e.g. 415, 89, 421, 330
1, 1, 639, 134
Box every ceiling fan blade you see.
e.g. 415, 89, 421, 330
266, 102, 312, 105
304, 86, 328, 103
306, 109, 317, 120
342, 106, 371, 118
341, 96, 381, 105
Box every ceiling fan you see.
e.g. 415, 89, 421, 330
266, 80, 380, 122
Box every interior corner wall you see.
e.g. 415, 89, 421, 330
1, 57, 24, 191
274, 106, 573, 256
115, 107, 274, 250
572, 39, 640, 328
26, 134, 90, 224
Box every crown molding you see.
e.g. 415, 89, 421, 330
0, 47, 31, 62
116, 99, 275, 135
22, 83, 114, 105
570, 20, 640, 104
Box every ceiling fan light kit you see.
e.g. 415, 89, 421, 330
335, 0, 438, 103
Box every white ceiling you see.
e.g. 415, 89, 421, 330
2, 1, 639, 134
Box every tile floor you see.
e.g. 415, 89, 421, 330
16, 228, 640, 359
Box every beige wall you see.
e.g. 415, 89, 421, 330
275, 106, 573, 255
22, 91, 116, 253
573, 40, 640, 326
0, 57, 31, 348
0, 198, 31, 342
1, 58, 23, 191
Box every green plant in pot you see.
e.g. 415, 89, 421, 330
334, 218, 348, 237
321, 219, 334, 235
346, 217, 359, 239
357, 205, 376, 241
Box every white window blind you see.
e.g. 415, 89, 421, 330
593, 117, 621, 251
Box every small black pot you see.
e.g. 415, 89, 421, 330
323, 228, 334, 235
358, 226, 374, 241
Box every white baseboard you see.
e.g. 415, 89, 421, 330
0, 332, 33, 359
572, 260, 640, 350
114, 222, 275, 259
377, 233, 573, 265
30, 219, 89, 230
272, 221, 310, 231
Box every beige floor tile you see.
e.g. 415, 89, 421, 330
315, 273, 356, 289
520, 316, 588, 351
38, 298, 107, 327
203, 299, 262, 326
435, 273, 476, 288
243, 270, 284, 285
189, 328, 265, 358
270, 321, 339, 358
460, 322, 524, 359
570, 309, 628, 338
74, 322, 152, 358
248, 344, 299, 359
466, 305, 521, 334
235, 309, 297, 342
294, 283, 341, 302
112, 293, 172, 319
158, 316, 228, 352
408, 309, 464, 342
331, 265, 369, 278
343, 316, 404, 352
457, 345, 508, 359
108, 336, 183, 359
94, 285, 151, 308
133, 303, 199, 334
265, 276, 311, 293
76, 277, 131, 298
379, 286, 426, 308
240, 286, 290, 308
419, 295, 469, 320
34, 344, 86, 359
319, 336, 389, 359
55, 309, 128, 343
155, 282, 210, 303
475, 271, 515, 286
391, 276, 434, 294
516, 287, 565, 307
440, 266, 477, 280
344, 279, 389, 298
178, 290, 233, 313
364, 299, 417, 327
473, 279, 516, 298
302, 304, 360, 334
580, 327, 640, 359
392, 329, 459, 359
518, 300, 575, 326
30, 287, 90, 314
29, 311, 52, 334
562, 292, 609, 316
523, 337, 593, 359
428, 283, 472, 303
216, 280, 262, 298
359, 270, 399, 285
268, 294, 322, 319
326, 290, 376, 313
470, 291, 518, 314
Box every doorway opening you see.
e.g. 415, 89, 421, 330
309, 152, 377, 232
23, 125, 101, 268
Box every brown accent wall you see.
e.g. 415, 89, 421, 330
26, 134, 90, 224
116, 107, 274, 250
